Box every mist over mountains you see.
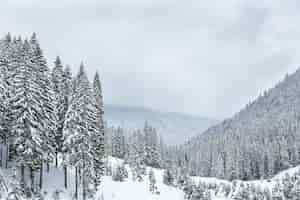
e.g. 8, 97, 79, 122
103, 104, 218, 145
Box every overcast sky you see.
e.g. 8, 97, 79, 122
1, 0, 300, 119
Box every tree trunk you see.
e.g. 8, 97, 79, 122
46, 161, 50, 173
20, 164, 25, 189
82, 171, 86, 200
30, 167, 34, 192
55, 151, 58, 168
75, 167, 78, 200
64, 165, 67, 189
78, 168, 81, 182
0, 145, 3, 167
5, 143, 9, 168
39, 162, 43, 189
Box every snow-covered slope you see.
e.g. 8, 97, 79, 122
0, 157, 185, 200
2, 157, 300, 200
104, 105, 218, 145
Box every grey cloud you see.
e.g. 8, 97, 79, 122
1, 0, 300, 118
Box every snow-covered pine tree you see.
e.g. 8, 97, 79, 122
51, 56, 65, 167
91, 71, 105, 189
0, 33, 15, 168
62, 65, 73, 109
63, 63, 96, 200
177, 157, 190, 189
0, 34, 12, 167
0, 64, 8, 161
30, 33, 57, 189
61, 65, 73, 189
10, 38, 46, 192
144, 122, 161, 168
128, 130, 142, 181
104, 125, 113, 157
112, 127, 125, 159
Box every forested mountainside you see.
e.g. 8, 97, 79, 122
180, 69, 300, 181
104, 104, 217, 145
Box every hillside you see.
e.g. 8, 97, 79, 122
182, 69, 300, 180
104, 104, 217, 145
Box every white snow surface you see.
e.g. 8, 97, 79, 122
1, 157, 300, 200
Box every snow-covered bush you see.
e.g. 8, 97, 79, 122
163, 168, 174, 186
112, 165, 128, 182
149, 169, 159, 195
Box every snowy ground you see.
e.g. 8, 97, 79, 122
98, 158, 184, 200
1, 157, 300, 200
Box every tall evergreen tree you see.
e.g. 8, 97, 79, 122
10, 38, 45, 191
30, 33, 56, 189
91, 71, 105, 189
63, 63, 97, 200
61, 65, 73, 189
0, 34, 13, 167
51, 56, 65, 167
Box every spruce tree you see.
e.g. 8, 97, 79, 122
63, 63, 96, 200
61, 65, 73, 189
91, 71, 105, 189
0, 35, 11, 161
51, 56, 65, 167
30, 33, 56, 188
0, 33, 15, 168
112, 127, 125, 159
10, 38, 45, 192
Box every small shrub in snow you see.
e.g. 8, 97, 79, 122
32, 189, 45, 200
105, 163, 112, 176
52, 189, 63, 200
183, 180, 195, 200
163, 168, 174, 186
291, 180, 300, 199
112, 165, 128, 182
232, 183, 250, 200
219, 183, 231, 197
272, 182, 284, 200
282, 174, 293, 199
149, 169, 159, 195
189, 183, 211, 200
263, 188, 272, 200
